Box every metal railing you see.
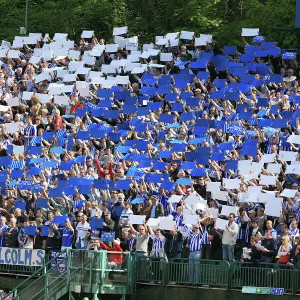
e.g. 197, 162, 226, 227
135, 257, 300, 295
2, 249, 134, 300
3, 253, 300, 298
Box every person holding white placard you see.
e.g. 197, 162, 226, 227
222, 213, 238, 262
129, 223, 150, 279
183, 217, 207, 283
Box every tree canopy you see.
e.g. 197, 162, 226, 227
0, 0, 297, 49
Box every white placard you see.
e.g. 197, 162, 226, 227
29, 56, 41, 64
183, 214, 199, 225
131, 67, 145, 74
215, 218, 228, 230
6, 97, 20, 107
5, 122, 22, 134
55, 95, 69, 105
260, 153, 276, 163
265, 198, 282, 217
206, 182, 221, 192
105, 44, 119, 53
180, 31, 194, 40
248, 186, 262, 194
0, 105, 10, 112
115, 76, 129, 85
221, 205, 238, 216
170, 39, 179, 47
165, 32, 179, 40
287, 135, 300, 144
259, 175, 276, 186
146, 218, 160, 228
280, 189, 297, 198
81, 30, 94, 39
77, 87, 89, 97
37, 94, 52, 104
184, 192, 204, 205
159, 217, 176, 230
12, 40, 23, 48
285, 164, 300, 175
160, 53, 173, 62
267, 163, 282, 174
128, 215, 146, 225
53, 33, 67, 41
148, 49, 160, 56
156, 38, 168, 46
22, 92, 34, 101
278, 151, 297, 161
75, 67, 91, 75
113, 26, 128, 36
242, 28, 259, 37
7, 50, 20, 58
35, 72, 51, 83
68, 50, 80, 60
238, 160, 252, 170
13, 145, 25, 155
208, 208, 218, 218
143, 44, 154, 51
63, 74, 76, 82
168, 195, 183, 203
211, 190, 228, 201
238, 192, 249, 203
223, 178, 241, 189
257, 192, 276, 203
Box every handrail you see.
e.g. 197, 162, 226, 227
0, 250, 67, 300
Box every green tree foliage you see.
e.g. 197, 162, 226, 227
0, 0, 296, 49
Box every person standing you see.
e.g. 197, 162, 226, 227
75, 215, 90, 250
129, 223, 150, 279
222, 213, 239, 262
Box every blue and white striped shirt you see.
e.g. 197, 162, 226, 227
151, 234, 165, 257
184, 226, 203, 252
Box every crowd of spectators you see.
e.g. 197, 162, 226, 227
0, 28, 299, 273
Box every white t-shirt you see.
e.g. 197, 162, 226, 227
76, 221, 90, 242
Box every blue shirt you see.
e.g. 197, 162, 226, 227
0, 224, 8, 246
150, 204, 157, 218
62, 228, 74, 248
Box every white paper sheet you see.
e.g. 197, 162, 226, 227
159, 217, 176, 230
183, 214, 199, 225
280, 189, 297, 198
128, 215, 146, 225
81, 30, 94, 39
168, 195, 183, 203
267, 163, 282, 174
5, 122, 22, 134
180, 31, 194, 40
278, 151, 297, 161
160, 53, 173, 62
265, 198, 282, 217
260, 153, 276, 163
13, 145, 25, 155
113, 26, 128, 36
221, 206, 238, 216
184, 192, 204, 205
215, 218, 228, 230
242, 28, 259, 36
223, 178, 241, 189
259, 175, 276, 186
206, 181, 221, 192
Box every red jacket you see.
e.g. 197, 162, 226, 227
101, 242, 123, 265
95, 160, 113, 179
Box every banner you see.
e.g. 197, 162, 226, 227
0, 247, 45, 266
297, 0, 300, 28
49, 250, 68, 274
